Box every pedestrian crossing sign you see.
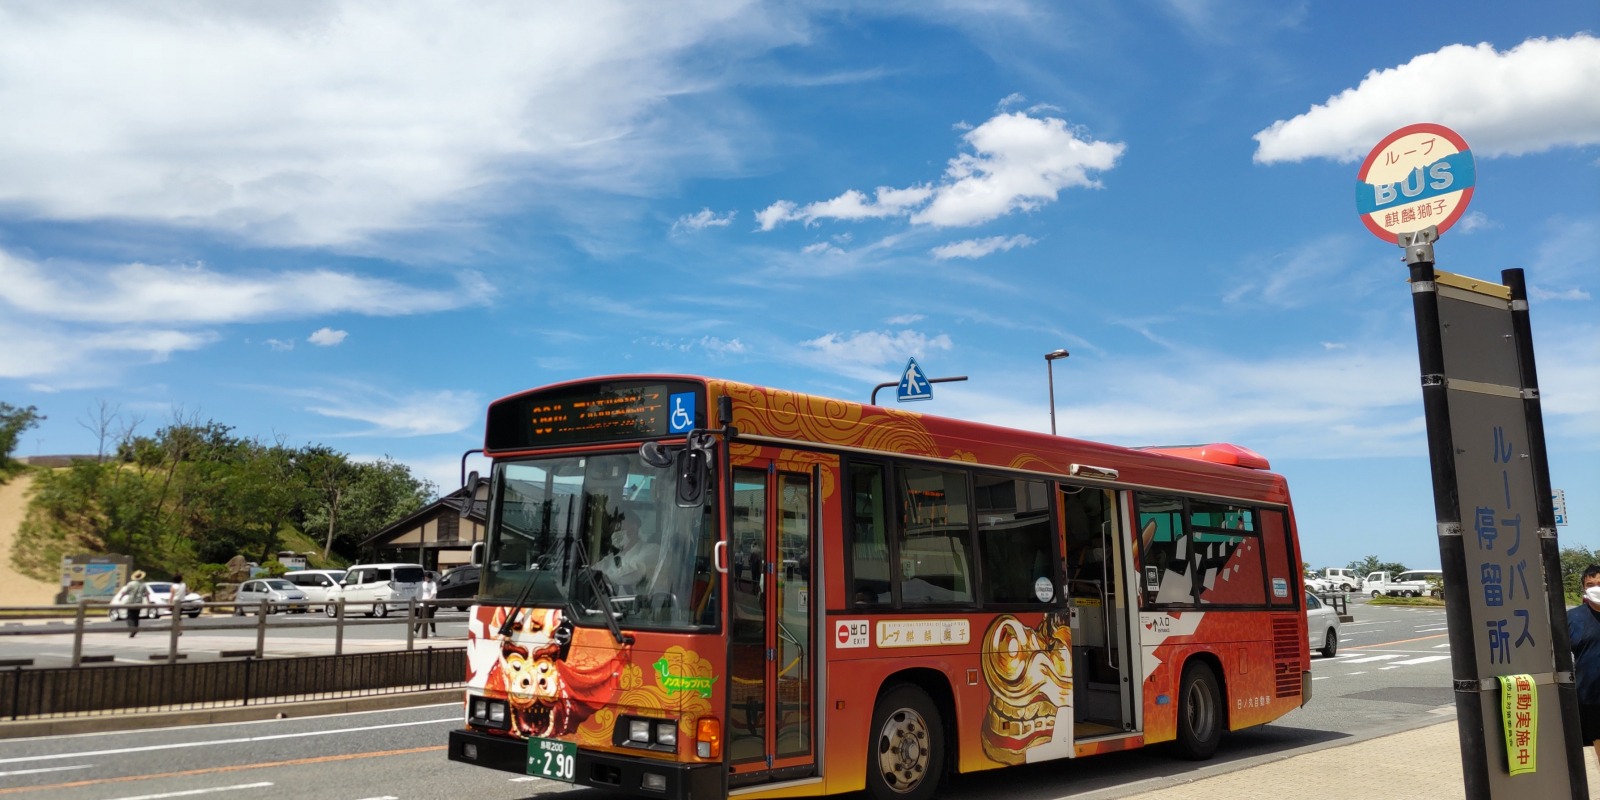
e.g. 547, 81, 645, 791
897, 358, 932, 402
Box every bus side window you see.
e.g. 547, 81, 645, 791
1138, 492, 1190, 605
848, 462, 890, 607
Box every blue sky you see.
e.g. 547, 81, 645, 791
0, 2, 1595, 572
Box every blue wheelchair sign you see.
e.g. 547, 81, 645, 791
668, 392, 695, 433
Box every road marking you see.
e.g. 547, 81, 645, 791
1341, 654, 1402, 664
104, 782, 273, 800
1312, 676, 1330, 681
0, 746, 442, 796
0, 765, 93, 777
1392, 655, 1452, 666
0, 719, 456, 765
1434, 643, 1451, 648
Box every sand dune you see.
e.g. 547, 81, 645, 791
0, 474, 65, 606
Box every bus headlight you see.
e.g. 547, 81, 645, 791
468, 695, 510, 730
617, 715, 679, 752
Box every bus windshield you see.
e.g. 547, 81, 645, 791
482, 450, 716, 630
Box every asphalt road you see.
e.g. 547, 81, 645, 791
0, 599, 1464, 800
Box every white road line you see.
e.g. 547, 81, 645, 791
104, 782, 273, 800
1434, 643, 1452, 648
0, 719, 457, 765
1341, 654, 1403, 664
1393, 655, 1452, 666
1312, 676, 1330, 681
0, 763, 93, 777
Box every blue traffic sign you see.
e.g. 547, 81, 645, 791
898, 358, 932, 402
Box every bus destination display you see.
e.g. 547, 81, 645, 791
485, 380, 701, 451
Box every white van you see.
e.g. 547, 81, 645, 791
324, 563, 425, 618
283, 569, 346, 611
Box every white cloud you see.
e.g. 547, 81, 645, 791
266, 338, 295, 352
0, 318, 215, 381
887, 314, 924, 325
1530, 287, 1591, 302
0, 250, 488, 324
308, 327, 348, 346
672, 208, 736, 233
1254, 35, 1600, 163
930, 234, 1037, 260
802, 242, 844, 255
0, 3, 815, 247
797, 329, 954, 382
914, 113, 1125, 227
298, 385, 482, 437
759, 109, 1123, 231
1457, 211, 1495, 233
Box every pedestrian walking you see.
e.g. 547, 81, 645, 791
119, 570, 150, 638
1567, 564, 1600, 762
414, 572, 438, 637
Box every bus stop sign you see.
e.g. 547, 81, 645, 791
1356, 122, 1476, 244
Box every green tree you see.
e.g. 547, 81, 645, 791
297, 446, 356, 560
0, 402, 44, 480
301, 455, 434, 559
1347, 554, 1408, 576
1560, 544, 1600, 599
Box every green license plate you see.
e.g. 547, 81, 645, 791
527, 736, 577, 782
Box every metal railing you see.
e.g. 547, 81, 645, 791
1, 645, 462, 720
0, 598, 470, 721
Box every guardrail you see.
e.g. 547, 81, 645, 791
0, 598, 464, 668
0, 599, 470, 722
1, 645, 463, 721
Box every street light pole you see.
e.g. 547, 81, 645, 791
1045, 349, 1069, 435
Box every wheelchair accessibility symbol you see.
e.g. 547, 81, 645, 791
668, 392, 695, 433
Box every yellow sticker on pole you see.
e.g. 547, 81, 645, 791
1498, 674, 1537, 775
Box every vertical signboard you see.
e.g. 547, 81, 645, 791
1436, 273, 1569, 793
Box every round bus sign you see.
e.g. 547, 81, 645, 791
1355, 123, 1475, 244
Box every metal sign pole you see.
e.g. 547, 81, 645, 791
1504, 269, 1588, 793
1402, 228, 1490, 799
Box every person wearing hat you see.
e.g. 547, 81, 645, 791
119, 570, 151, 637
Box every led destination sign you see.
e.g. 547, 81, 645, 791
485, 380, 702, 451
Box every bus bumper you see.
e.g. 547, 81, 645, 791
449, 728, 725, 800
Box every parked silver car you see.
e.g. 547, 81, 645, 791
233, 578, 310, 615
1305, 590, 1341, 658
108, 581, 203, 619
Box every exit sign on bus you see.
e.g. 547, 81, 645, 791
1355, 122, 1476, 243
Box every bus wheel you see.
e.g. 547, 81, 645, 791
867, 684, 944, 800
1175, 662, 1222, 760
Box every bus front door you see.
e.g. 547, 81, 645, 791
728, 460, 818, 786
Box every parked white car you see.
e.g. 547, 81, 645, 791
324, 563, 425, 618
1305, 591, 1341, 657
282, 569, 346, 611
108, 581, 203, 620
1321, 568, 1362, 592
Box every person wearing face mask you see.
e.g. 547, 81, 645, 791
1568, 564, 1600, 763
595, 514, 659, 595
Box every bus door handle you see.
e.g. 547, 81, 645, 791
713, 541, 729, 574
1099, 527, 1120, 671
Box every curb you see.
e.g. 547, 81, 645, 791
0, 688, 462, 739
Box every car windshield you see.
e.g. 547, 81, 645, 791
147, 583, 172, 593
263, 579, 295, 590
483, 450, 717, 630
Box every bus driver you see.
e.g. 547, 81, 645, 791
595, 514, 659, 595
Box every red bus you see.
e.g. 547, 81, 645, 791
447, 376, 1312, 800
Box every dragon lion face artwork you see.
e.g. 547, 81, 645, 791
980, 613, 1073, 764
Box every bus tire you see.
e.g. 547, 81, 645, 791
1175, 661, 1222, 760
867, 683, 944, 800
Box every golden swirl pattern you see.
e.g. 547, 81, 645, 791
714, 381, 941, 458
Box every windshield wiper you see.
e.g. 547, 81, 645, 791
568, 525, 633, 646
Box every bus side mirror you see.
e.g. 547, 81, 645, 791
675, 448, 707, 508
459, 471, 480, 519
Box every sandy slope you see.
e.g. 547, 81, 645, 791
0, 475, 63, 605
